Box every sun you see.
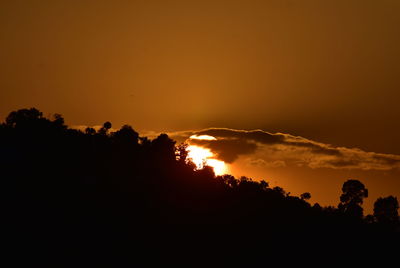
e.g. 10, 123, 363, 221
186, 134, 228, 175
186, 145, 228, 175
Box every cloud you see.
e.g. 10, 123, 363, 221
166, 127, 400, 171
246, 159, 286, 168
188, 138, 257, 163
195, 128, 285, 144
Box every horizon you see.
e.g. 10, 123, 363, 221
2, 108, 399, 214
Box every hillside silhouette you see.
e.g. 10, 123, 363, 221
2, 108, 399, 265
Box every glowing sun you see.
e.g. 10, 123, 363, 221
186, 135, 228, 176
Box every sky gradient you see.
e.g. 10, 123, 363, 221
1, 0, 400, 213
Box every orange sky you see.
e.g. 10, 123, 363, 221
1, 0, 400, 213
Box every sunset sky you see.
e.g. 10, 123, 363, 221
1, 0, 400, 213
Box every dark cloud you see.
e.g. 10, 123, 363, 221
195, 128, 340, 156
320, 159, 361, 169
195, 128, 285, 144
372, 154, 400, 166
246, 158, 286, 168
284, 141, 342, 156
184, 128, 400, 170
189, 138, 257, 163
159, 128, 400, 171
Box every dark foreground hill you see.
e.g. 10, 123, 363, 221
1, 108, 399, 265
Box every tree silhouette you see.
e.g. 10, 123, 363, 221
300, 192, 311, 201
98, 121, 112, 135
373, 196, 399, 226
52, 113, 65, 127
112, 125, 139, 145
5, 107, 43, 127
176, 143, 189, 163
85, 127, 96, 135
338, 179, 368, 218
103, 121, 112, 130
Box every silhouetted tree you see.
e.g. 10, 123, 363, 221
151, 133, 176, 163
103, 121, 112, 130
112, 125, 139, 145
218, 174, 238, 188
176, 143, 189, 163
52, 113, 65, 127
85, 127, 96, 135
5, 107, 43, 127
99, 121, 112, 135
313, 203, 322, 211
338, 179, 368, 218
272, 186, 286, 197
373, 196, 399, 225
259, 180, 269, 191
300, 192, 311, 201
